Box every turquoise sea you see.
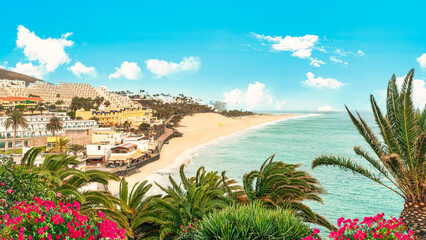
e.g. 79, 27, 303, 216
148, 112, 404, 236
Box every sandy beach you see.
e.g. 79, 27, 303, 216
108, 112, 296, 193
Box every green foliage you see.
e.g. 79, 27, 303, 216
46, 116, 63, 137
197, 202, 313, 240
70, 97, 96, 111
119, 178, 161, 239
312, 69, 426, 202
220, 110, 256, 118
67, 111, 76, 119
135, 93, 214, 120
67, 144, 85, 156
133, 164, 241, 239
19, 148, 131, 234
4, 110, 28, 153
243, 154, 334, 230
0, 158, 55, 215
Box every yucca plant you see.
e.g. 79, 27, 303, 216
198, 202, 313, 240
312, 69, 426, 237
133, 164, 241, 239
243, 154, 335, 230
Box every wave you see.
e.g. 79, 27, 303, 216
145, 113, 320, 184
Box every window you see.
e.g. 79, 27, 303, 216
24, 141, 28, 147
8, 142, 12, 148
98, 146, 101, 150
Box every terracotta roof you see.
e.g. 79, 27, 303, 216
0, 96, 44, 102
0, 69, 44, 86
111, 143, 137, 150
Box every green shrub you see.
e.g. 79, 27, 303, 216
0, 158, 55, 215
197, 202, 313, 240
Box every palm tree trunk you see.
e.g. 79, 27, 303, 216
400, 201, 426, 239
12, 128, 16, 154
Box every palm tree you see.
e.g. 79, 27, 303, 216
118, 178, 161, 239
67, 144, 85, 156
21, 148, 131, 235
54, 137, 69, 153
4, 110, 28, 154
243, 154, 335, 230
46, 116, 63, 137
133, 164, 241, 239
123, 121, 131, 132
312, 69, 426, 237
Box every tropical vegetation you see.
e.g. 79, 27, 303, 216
197, 202, 314, 240
0, 197, 125, 239
4, 110, 28, 154
46, 116, 63, 137
243, 154, 335, 230
133, 164, 241, 239
312, 69, 426, 237
303, 213, 416, 240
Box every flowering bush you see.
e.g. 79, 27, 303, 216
0, 197, 125, 240
176, 219, 201, 240
0, 159, 55, 215
302, 213, 416, 240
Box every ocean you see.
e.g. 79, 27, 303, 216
148, 112, 404, 236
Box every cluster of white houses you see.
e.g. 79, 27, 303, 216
85, 131, 157, 168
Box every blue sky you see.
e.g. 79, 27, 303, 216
1, 0, 425, 111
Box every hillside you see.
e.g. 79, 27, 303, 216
0, 68, 44, 86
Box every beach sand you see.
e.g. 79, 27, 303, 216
108, 112, 296, 193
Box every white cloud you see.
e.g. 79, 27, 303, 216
357, 50, 365, 56
309, 58, 325, 67
303, 72, 344, 89
245, 82, 268, 109
330, 56, 348, 65
396, 76, 426, 108
275, 100, 286, 110
109, 61, 142, 80
223, 88, 243, 109
16, 25, 73, 73
317, 105, 340, 112
68, 62, 97, 78
252, 33, 319, 59
10, 62, 44, 78
223, 81, 280, 110
146, 56, 201, 78
417, 53, 426, 69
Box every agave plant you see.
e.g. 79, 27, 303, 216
133, 164, 241, 239
312, 69, 426, 237
198, 202, 313, 240
243, 154, 335, 230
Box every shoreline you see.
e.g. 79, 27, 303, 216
108, 112, 299, 193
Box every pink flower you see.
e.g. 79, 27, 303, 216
56, 193, 61, 198
7, 189, 13, 194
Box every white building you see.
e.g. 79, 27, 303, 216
92, 128, 125, 145
123, 136, 150, 152
0, 113, 98, 139
86, 144, 112, 164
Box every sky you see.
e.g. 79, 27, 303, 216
0, 0, 425, 112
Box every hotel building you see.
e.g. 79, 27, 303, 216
76, 106, 153, 127
0, 113, 98, 151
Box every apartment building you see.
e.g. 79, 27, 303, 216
76, 107, 153, 127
